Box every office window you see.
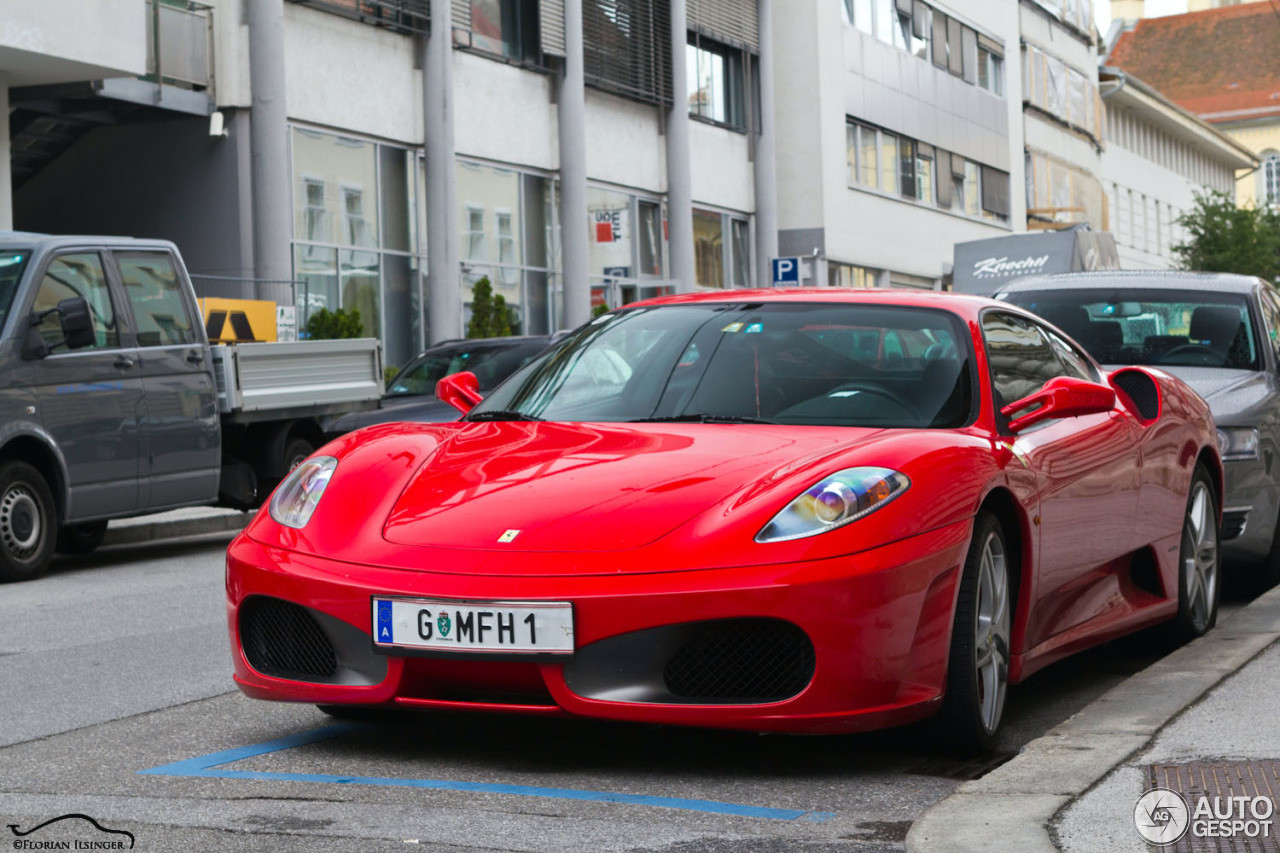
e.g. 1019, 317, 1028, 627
639, 200, 663, 276
880, 131, 899, 195
687, 35, 745, 129
342, 187, 375, 247
730, 218, 750, 287
465, 206, 486, 260
303, 179, 328, 243
496, 210, 518, 285
978, 47, 1003, 95
468, 0, 540, 62
915, 152, 934, 204
693, 208, 724, 288
899, 137, 916, 199
829, 262, 877, 288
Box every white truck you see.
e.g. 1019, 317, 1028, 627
0, 234, 382, 580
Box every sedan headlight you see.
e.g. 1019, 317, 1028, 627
756, 467, 910, 543
269, 456, 338, 529
1216, 427, 1259, 462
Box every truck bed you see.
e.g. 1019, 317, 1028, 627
211, 339, 383, 423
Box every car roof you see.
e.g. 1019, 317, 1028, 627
997, 270, 1265, 296
628, 287, 1000, 317
0, 232, 180, 252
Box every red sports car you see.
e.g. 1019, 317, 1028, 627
227, 290, 1222, 752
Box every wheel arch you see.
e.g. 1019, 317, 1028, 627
0, 432, 68, 524
975, 485, 1030, 653
1195, 445, 1224, 517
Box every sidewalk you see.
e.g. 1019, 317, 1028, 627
907, 582, 1280, 853
101, 506, 252, 548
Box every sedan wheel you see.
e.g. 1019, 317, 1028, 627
937, 510, 1012, 755
1174, 466, 1219, 641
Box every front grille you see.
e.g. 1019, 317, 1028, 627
663, 619, 815, 702
240, 596, 338, 681
1221, 509, 1249, 541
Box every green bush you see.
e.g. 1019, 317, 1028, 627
466, 277, 513, 338
305, 307, 364, 340
1174, 190, 1280, 284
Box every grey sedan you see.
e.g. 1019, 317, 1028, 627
997, 271, 1280, 584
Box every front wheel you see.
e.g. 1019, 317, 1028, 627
0, 461, 57, 583
1171, 465, 1219, 642
936, 511, 1012, 755
283, 437, 316, 473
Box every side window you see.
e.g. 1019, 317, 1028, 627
32, 253, 119, 350
1042, 326, 1097, 382
116, 251, 198, 346
1257, 289, 1280, 365
982, 312, 1067, 407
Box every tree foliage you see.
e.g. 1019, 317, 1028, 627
1172, 190, 1280, 284
305, 307, 365, 340
466, 277, 512, 338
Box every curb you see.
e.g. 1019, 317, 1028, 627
101, 510, 252, 548
906, 582, 1280, 853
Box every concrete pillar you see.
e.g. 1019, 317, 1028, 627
666, 0, 696, 291
0, 76, 11, 231
247, 0, 293, 304
559, 0, 591, 329
423, 17, 462, 342
753, 0, 777, 288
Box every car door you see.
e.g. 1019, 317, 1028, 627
27, 250, 143, 520
112, 249, 219, 509
982, 311, 1142, 650
1247, 286, 1280, 538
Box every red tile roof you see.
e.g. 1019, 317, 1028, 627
1107, 3, 1280, 123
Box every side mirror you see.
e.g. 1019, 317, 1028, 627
58, 297, 95, 350
436, 370, 483, 415
1001, 376, 1116, 433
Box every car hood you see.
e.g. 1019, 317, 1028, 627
381, 421, 886, 553
1136, 366, 1271, 419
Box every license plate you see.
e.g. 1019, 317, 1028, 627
372, 597, 574, 656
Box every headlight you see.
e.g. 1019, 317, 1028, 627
269, 456, 338, 529
1216, 427, 1259, 461
756, 467, 910, 543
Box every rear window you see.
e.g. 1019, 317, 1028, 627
1002, 288, 1260, 370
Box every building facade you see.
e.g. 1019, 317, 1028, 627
1098, 67, 1255, 269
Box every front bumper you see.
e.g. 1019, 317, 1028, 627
1220, 457, 1279, 565
226, 520, 971, 734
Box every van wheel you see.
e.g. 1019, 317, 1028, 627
57, 520, 108, 555
284, 438, 315, 473
0, 461, 57, 582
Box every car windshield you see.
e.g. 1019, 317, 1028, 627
1002, 288, 1260, 370
0, 251, 30, 332
469, 302, 975, 428
388, 339, 549, 395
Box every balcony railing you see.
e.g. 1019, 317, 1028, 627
144, 0, 213, 92
287, 0, 430, 36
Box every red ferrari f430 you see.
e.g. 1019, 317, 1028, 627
227, 290, 1221, 752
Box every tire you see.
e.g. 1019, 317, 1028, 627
284, 437, 316, 473
0, 460, 57, 583
936, 511, 1013, 755
56, 520, 108, 555
1171, 465, 1220, 643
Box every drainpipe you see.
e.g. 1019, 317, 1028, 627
247, 0, 293, 304
753, 0, 778, 288
559, 0, 590, 329
423, 13, 462, 342
667, 0, 695, 291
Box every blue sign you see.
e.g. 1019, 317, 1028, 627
376, 600, 393, 642
772, 257, 800, 286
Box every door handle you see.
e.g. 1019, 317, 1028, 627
114, 355, 134, 370
186, 350, 204, 365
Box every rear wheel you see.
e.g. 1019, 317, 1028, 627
936, 511, 1012, 755
56, 520, 108, 555
0, 461, 57, 583
1172, 465, 1219, 642
284, 437, 316, 473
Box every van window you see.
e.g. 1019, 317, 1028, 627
0, 251, 30, 333
33, 253, 118, 350
116, 252, 198, 346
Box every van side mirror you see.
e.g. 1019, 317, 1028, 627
58, 297, 95, 350
23, 297, 95, 359
436, 371, 483, 415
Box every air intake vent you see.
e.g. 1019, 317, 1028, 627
1111, 369, 1160, 422
663, 619, 814, 702
240, 596, 338, 681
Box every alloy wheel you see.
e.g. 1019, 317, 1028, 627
974, 529, 1010, 734
1182, 480, 1218, 634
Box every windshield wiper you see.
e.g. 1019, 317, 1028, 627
629, 413, 773, 424
467, 410, 544, 422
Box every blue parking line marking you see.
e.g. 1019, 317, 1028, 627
138, 724, 833, 822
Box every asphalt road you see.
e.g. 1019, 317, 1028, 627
0, 534, 1260, 852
